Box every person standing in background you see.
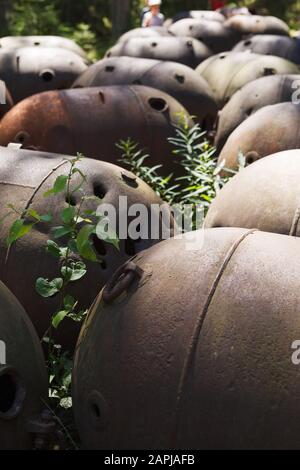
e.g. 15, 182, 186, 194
142, 0, 165, 27
209, 0, 227, 10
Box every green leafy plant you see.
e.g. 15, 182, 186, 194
3, 154, 119, 418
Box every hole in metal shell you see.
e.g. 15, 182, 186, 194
39, 69, 55, 82
148, 97, 168, 112
174, 73, 185, 84
0, 367, 26, 420
105, 65, 115, 72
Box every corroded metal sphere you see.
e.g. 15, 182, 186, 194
196, 52, 299, 107
0, 47, 88, 103
169, 18, 241, 53
73, 57, 218, 130
0, 282, 47, 449
73, 227, 300, 449
105, 36, 212, 69
206, 150, 300, 237
217, 102, 300, 171
0, 85, 191, 177
214, 74, 300, 152
118, 27, 174, 42
233, 35, 300, 64
0, 35, 88, 59
225, 15, 290, 36
0, 146, 171, 351
172, 10, 225, 23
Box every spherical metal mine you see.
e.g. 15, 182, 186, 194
214, 74, 300, 152
105, 36, 212, 69
217, 102, 300, 171
73, 227, 300, 449
206, 150, 300, 237
233, 35, 300, 64
0, 35, 88, 59
118, 27, 174, 42
0, 146, 172, 351
169, 18, 241, 53
0, 47, 88, 103
172, 10, 225, 24
196, 52, 299, 107
0, 282, 47, 449
0, 85, 192, 177
225, 14, 290, 36
73, 57, 218, 130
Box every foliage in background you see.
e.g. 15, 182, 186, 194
1, 0, 300, 62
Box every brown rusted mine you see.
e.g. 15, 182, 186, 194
105, 37, 212, 69
206, 150, 300, 237
118, 27, 174, 42
0, 146, 171, 351
0, 282, 48, 449
224, 14, 290, 37
0, 35, 88, 60
172, 10, 225, 23
196, 51, 299, 108
0, 85, 192, 177
233, 35, 300, 64
217, 102, 300, 172
169, 19, 241, 53
214, 74, 300, 152
73, 227, 300, 449
73, 57, 218, 131
0, 47, 88, 103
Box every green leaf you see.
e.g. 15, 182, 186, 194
36, 277, 63, 298
68, 239, 78, 253
52, 310, 68, 329
7, 219, 34, 246
63, 294, 76, 310
61, 261, 87, 282
76, 225, 97, 262
44, 175, 68, 197
46, 240, 62, 258
96, 217, 119, 250
40, 214, 52, 222
52, 226, 73, 239
27, 209, 41, 221
61, 206, 76, 225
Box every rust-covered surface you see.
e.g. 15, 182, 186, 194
73, 57, 218, 130
73, 227, 300, 449
105, 36, 212, 69
233, 35, 300, 64
196, 52, 299, 107
0, 147, 171, 350
0, 282, 48, 449
206, 150, 300, 236
0, 35, 88, 59
169, 18, 241, 53
217, 102, 300, 171
225, 14, 290, 36
0, 85, 192, 177
214, 74, 300, 152
0, 47, 88, 103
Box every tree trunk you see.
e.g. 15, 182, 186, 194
111, 0, 131, 39
0, 0, 12, 35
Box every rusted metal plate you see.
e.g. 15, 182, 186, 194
73, 57, 218, 131
0, 47, 88, 103
214, 74, 300, 151
0, 282, 47, 449
73, 227, 300, 449
0, 85, 192, 177
217, 102, 300, 171
206, 150, 300, 237
169, 18, 241, 53
0, 36, 88, 59
225, 14, 290, 36
0, 146, 171, 351
105, 36, 212, 69
196, 52, 299, 107
233, 35, 300, 64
